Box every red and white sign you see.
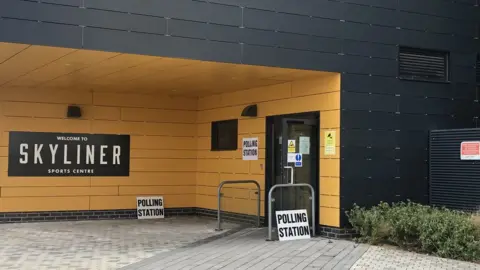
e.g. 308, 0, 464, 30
461, 141, 480, 160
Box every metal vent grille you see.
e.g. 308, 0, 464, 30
476, 54, 480, 85
399, 47, 448, 82
430, 129, 480, 212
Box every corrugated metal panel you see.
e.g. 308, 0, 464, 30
429, 129, 480, 212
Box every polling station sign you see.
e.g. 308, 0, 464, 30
242, 137, 258, 160
276, 209, 311, 241
8, 131, 130, 177
137, 196, 165, 219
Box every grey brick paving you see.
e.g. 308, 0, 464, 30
0, 216, 238, 270
122, 228, 367, 270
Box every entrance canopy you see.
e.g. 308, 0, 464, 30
0, 42, 330, 97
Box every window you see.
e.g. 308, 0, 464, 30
398, 47, 449, 82
476, 54, 480, 85
211, 119, 238, 151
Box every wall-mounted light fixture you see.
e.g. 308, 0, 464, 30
67, 105, 82, 118
241, 104, 257, 117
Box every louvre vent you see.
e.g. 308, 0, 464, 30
476, 54, 480, 85
399, 47, 448, 82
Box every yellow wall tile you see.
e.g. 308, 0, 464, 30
320, 177, 340, 196
92, 106, 121, 120
1, 197, 90, 212
1, 187, 118, 197
320, 195, 340, 208
319, 207, 340, 227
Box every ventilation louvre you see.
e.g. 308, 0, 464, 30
399, 47, 448, 82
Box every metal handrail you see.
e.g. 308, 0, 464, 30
267, 183, 315, 241
216, 180, 261, 231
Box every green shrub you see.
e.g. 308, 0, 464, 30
346, 201, 480, 262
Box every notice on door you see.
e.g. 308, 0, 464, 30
242, 137, 258, 160
288, 140, 296, 153
461, 141, 480, 160
299, 136, 310, 155
324, 131, 336, 156
276, 209, 311, 241
137, 196, 165, 219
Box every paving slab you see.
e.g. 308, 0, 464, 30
351, 246, 480, 270
0, 216, 238, 270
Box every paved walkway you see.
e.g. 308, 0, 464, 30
1, 218, 479, 269
0, 216, 238, 270
123, 228, 480, 270
122, 228, 369, 270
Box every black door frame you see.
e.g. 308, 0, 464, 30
264, 111, 320, 230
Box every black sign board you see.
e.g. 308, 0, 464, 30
8, 131, 130, 177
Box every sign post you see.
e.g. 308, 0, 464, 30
276, 209, 311, 241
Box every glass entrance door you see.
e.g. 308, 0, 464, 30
266, 112, 319, 231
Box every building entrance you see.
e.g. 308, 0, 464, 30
265, 112, 320, 233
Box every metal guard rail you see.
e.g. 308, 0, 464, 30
267, 183, 315, 241
216, 180, 261, 231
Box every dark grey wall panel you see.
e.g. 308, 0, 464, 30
0, 0, 167, 34
83, 27, 242, 64
84, 0, 242, 26
41, 0, 82, 7
0, 18, 82, 48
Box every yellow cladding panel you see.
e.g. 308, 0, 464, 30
92, 106, 121, 120
320, 195, 340, 208
197, 149, 242, 159
196, 172, 221, 186
1, 197, 89, 212
0, 147, 7, 157
131, 136, 196, 150
131, 149, 197, 159
91, 172, 196, 186
90, 195, 195, 210
320, 177, 340, 196
0, 175, 90, 187
320, 147, 340, 159
219, 82, 292, 108
249, 160, 265, 175
239, 118, 265, 134
219, 173, 265, 190
130, 159, 196, 172
0, 42, 29, 63
320, 207, 340, 227
93, 92, 197, 110
1, 187, 118, 197
196, 123, 210, 137
197, 159, 250, 174
320, 159, 340, 177
0, 87, 93, 105
0, 46, 75, 85
118, 186, 195, 196
91, 120, 195, 136
2, 102, 66, 118
291, 74, 340, 97
197, 92, 339, 123
122, 108, 196, 123
3, 117, 91, 133
320, 110, 340, 129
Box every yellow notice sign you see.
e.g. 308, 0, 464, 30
288, 140, 296, 153
324, 131, 336, 156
